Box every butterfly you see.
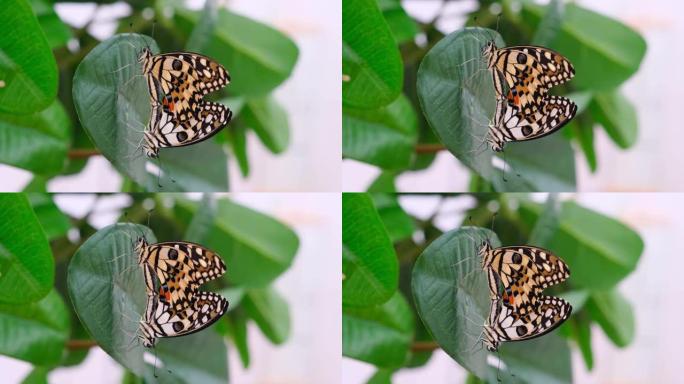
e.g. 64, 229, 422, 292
136, 48, 232, 158
138, 290, 229, 348
142, 100, 232, 158
486, 95, 577, 152
483, 293, 571, 352
134, 236, 227, 308
478, 240, 570, 301
481, 41, 575, 110
138, 48, 230, 115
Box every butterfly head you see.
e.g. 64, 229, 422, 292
138, 48, 152, 64
143, 131, 160, 158
134, 237, 149, 262
482, 325, 499, 352
138, 320, 156, 348
481, 40, 497, 60
478, 240, 493, 267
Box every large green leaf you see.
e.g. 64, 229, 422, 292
30, 0, 72, 49
412, 227, 572, 380
158, 0, 299, 98
343, 193, 398, 307
68, 223, 152, 375
27, 193, 71, 241
378, 0, 419, 44
343, 291, 413, 368
0, 194, 54, 304
72, 34, 229, 191
586, 289, 634, 347
0, 289, 69, 365
0, 0, 58, 113
176, 198, 299, 288
416, 28, 575, 191
521, 2, 646, 91
520, 201, 643, 290
590, 91, 638, 149
0, 99, 70, 175
241, 96, 289, 154
411, 227, 494, 378
343, 0, 403, 109
343, 94, 417, 169
242, 287, 290, 344
371, 193, 415, 243
68, 223, 229, 382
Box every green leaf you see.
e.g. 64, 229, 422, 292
366, 368, 393, 384
0, 193, 54, 304
343, 193, 398, 307
241, 96, 290, 154
590, 91, 638, 149
225, 311, 250, 368
226, 122, 249, 177
343, 94, 417, 169
73, 34, 229, 191
184, 0, 218, 52
0, 100, 70, 175
243, 287, 290, 344
68, 223, 152, 375
412, 227, 495, 378
417, 28, 575, 191
571, 315, 593, 370
30, 0, 73, 49
343, 291, 413, 368
371, 193, 415, 243
343, 0, 403, 108
0, 289, 69, 365
367, 171, 397, 192
177, 198, 299, 288
27, 193, 71, 241
586, 289, 635, 347
571, 119, 596, 172
528, 194, 560, 247
530, 0, 564, 46
493, 332, 572, 384
184, 195, 217, 243
0, 0, 58, 113
520, 201, 643, 290
21, 366, 51, 384
378, 0, 419, 44
158, 0, 299, 97
521, 2, 647, 91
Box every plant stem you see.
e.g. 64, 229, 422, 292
68, 149, 101, 159
411, 341, 440, 352
415, 144, 446, 154
66, 339, 98, 350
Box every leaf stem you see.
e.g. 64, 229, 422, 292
66, 339, 98, 350
415, 144, 446, 154
411, 341, 440, 352
68, 149, 101, 159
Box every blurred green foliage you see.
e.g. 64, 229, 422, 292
0, 193, 299, 383
342, 0, 647, 191
0, 0, 298, 191
342, 193, 643, 383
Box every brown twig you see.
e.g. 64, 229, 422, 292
411, 341, 441, 352
66, 339, 98, 350
415, 144, 446, 154
68, 149, 101, 159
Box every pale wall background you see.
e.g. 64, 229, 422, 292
1, 0, 341, 192
0, 192, 342, 384
343, 0, 681, 192
343, 192, 681, 383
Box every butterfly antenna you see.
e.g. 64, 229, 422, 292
490, 212, 497, 233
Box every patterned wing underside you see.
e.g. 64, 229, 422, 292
490, 45, 575, 110
488, 96, 577, 151
140, 291, 228, 346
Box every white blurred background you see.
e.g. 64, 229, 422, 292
343, 0, 682, 192
0, 192, 341, 384
343, 192, 681, 383
2, 0, 341, 192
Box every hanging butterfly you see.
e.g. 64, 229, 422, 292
481, 40, 575, 110
478, 239, 570, 301
138, 290, 229, 348
142, 101, 232, 158
138, 48, 230, 115
485, 95, 576, 152
134, 236, 227, 308
483, 293, 571, 352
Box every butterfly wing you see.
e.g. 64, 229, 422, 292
493, 295, 572, 344
491, 45, 575, 108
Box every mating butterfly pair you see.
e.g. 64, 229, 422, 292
479, 36, 577, 152
477, 240, 571, 351
134, 236, 228, 347
137, 47, 233, 158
